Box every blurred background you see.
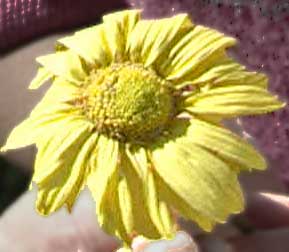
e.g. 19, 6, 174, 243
0, 0, 289, 251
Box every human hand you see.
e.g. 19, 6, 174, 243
132, 231, 198, 252
1, 188, 289, 252
0, 188, 199, 252
0, 188, 118, 252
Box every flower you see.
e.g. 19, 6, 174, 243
1, 9, 285, 250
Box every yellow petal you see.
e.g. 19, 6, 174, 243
116, 248, 132, 252
164, 26, 236, 81
127, 14, 192, 68
126, 147, 174, 237
159, 201, 175, 237
184, 85, 285, 117
125, 146, 147, 179
99, 171, 131, 245
102, 22, 125, 62
103, 9, 141, 40
33, 119, 93, 183
35, 121, 95, 215
123, 147, 165, 239
0, 117, 37, 152
101, 10, 141, 63
1, 79, 82, 152
118, 177, 134, 235
29, 67, 53, 89
87, 135, 119, 211
155, 172, 214, 231
36, 51, 86, 84
143, 14, 192, 68
126, 20, 154, 63
31, 77, 78, 115
0, 110, 82, 152
58, 25, 111, 66
150, 120, 244, 227
146, 167, 175, 237
89, 143, 130, 244
187, 56, 268, 88
185, 118, 266, 170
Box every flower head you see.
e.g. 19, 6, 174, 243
1, 9, 285, 250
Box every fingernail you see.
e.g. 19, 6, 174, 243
132, 236, 149, 252
168, 231, 198, 252
133, 231, 198, 252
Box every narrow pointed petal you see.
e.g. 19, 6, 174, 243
30, 77, 79, 116
0, 112, 82, 152
35, 121, 96, 215
116, 248, 131, 252
99, 170, 131, 245
102, 21, 126, 62
1, 79, 82, 152
146, 168, 175, 237
127, 14, 192, 68
102, 10, 141, 62
185, 118, 266, 170
58, 25, 111, 66
103, 10, 141, 40
87, 135, 119, 208
117, 170, 174, 244
143, 14, 192, 68
150, 120, 244, 227
186, 57, 268, 88
156, 171, 215, 231
184, 85, 285, 117
101, 10, 141, 63
33, 119, 94, 183
126, 146, 147, 179
124, 146, 166, 239
87, 140, 130, 244
29, 67, 53, 89
126, 20, 154, 63
90, 142, 168, 242
0, 117, 38, 152
36, 51, 86, 84
164, 26, 236, 81
118, 177, 134, 235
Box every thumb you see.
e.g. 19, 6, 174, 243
131, 231, 198, 252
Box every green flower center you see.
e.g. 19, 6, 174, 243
80, 63, 175, 142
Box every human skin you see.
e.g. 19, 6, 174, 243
0, 189, 118, 252
0, 188, 199, 252
1, 190, 289, 252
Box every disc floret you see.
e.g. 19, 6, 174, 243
78, 63, 174, 142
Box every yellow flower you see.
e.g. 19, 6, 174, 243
1, 9, 285, 249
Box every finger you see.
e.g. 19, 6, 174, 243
132, 236, 148, 252
132, 231, 198, 252
0, 188, 118, 252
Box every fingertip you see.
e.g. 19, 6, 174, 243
132, 231, 198, 252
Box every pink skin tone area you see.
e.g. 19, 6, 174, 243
1, 189, 289, 252
132, 232, 198, 252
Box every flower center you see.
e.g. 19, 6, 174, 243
79, 63, 175, 142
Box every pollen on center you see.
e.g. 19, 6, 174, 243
76, 62, 175, 143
